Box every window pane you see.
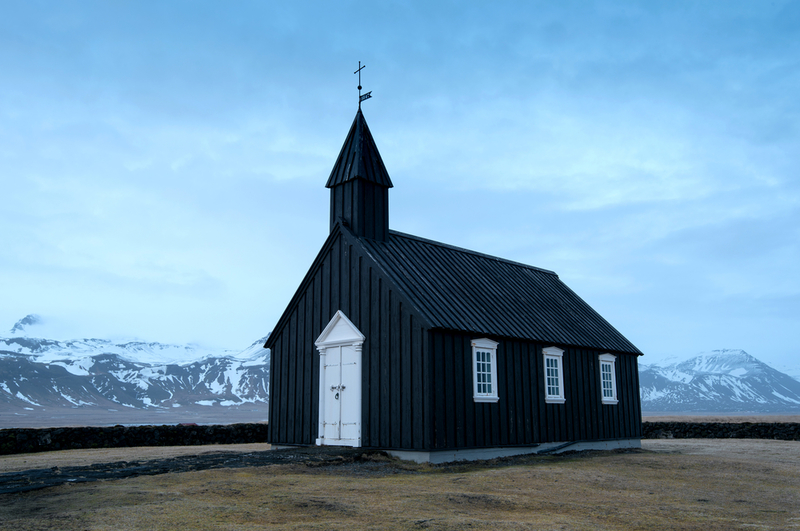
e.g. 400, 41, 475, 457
601, 362, 614, 398
474, 349, 496, 397
546, 356, 560, 397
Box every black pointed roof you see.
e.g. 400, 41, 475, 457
325, 109, 394, 188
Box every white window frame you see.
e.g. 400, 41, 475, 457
543, 346, 565, 404
599, 353, 618, 405
471, 338, 499, 403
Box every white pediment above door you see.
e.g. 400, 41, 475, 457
315, 310, 365, 349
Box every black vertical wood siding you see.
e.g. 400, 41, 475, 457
330, 180, 389, 241
267, 229, 429, 449
428, 330, 642, 449
270, 286, 641, 450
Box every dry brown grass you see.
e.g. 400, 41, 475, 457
1, 440, 799, 530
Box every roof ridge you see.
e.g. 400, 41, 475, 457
387, 229, 557, 276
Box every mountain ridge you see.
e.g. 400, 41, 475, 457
640, 349, 800, 414
0, 330, 271, 423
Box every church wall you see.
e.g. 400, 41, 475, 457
268, 228, 641, 450
268, 230, 431, 449
428, 330, 642, 450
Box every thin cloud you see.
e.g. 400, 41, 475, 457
0, 1, 797, 367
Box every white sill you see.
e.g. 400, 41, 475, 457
602, 399, 619, 405
545, 397, 566, 404
473, 396, 499, 403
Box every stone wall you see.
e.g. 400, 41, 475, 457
2, 422, 798, 456
643, 422, 800, 440
0, 423, 269, 456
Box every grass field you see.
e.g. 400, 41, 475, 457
1, 439, 799, 530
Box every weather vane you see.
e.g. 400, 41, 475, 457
355, 61, 372, 107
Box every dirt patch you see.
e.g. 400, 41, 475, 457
0, 443, 272, 474
0, 446, 372, 494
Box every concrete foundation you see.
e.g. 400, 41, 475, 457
386, 438, 642, 464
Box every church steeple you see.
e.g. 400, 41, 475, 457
326, 108, 393, 240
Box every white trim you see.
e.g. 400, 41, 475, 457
471, 338, 499, 403
599, 353, 618, 405
543, 346, 565, 404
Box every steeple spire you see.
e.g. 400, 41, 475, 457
326, 109, 393, 240
326, 109, 393, 189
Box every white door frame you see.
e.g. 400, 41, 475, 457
315, 310, 364, 447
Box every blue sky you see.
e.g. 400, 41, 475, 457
1, 1, 798, 367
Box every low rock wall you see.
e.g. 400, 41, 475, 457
2, 422, 798, 456
0, 423, 269, 456
643, 422, 800, 441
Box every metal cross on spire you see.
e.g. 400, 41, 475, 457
355, 61, 372, 107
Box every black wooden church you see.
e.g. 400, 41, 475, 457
265, 102, 643, 462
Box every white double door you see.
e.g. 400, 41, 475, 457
315, 311, 363, 447
320, 344, 361, 445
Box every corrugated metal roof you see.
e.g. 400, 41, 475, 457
354, 229, 642, 355
325, 109, 394, 189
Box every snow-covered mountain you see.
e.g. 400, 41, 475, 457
640, 349, 800, 413
5, 315, 799, 419
0, 315, 270, 415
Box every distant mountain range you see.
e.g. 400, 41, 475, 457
3, 316, 800, 423
640, 349, 800, 414
0, 336, 270, 411
0, 316, 270, 420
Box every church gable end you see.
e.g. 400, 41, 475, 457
266, 222, 432, 448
